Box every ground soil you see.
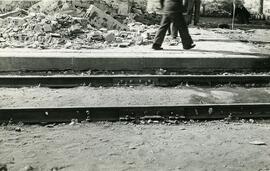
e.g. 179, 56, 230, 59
0, 121, 270, 171
1, 86, 270, 108
1, 19, 270, 171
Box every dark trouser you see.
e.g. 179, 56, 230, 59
193, 0, 201, 25
167, 23, 178, 39
153, 12, 193, 48
185, 0, 201, 25
171, 22, 178, 39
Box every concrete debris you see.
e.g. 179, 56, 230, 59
155, 68, 167, 75
0, 0, 163, 49
69, 119, 79, 126
0, 11, 156, 49
249, 141, 267, 145
248, 119, 255, 123
85, 5, 128, 30
15, 127, 22, 132
104, 31, 115, 43
19, 165, 35, 171
118, 42, 131, 48
0, 8, 28, 19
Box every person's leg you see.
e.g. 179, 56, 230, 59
194, 0, 201, 25
186, 0, 195, 25
170, 12, 194, 49
167, 25, 171, 36
152, 14, 171, 49
239, 14, 245, 24
169, 22, 179, 46
171, 22, 178, 39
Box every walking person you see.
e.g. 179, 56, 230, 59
152, 0, 195, 50
235, 3, 250, 24
184, 0, 201, 25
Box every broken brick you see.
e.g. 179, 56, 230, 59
43, 23, 52, 32
85, 5, 128, 31
104, 32, 116, 43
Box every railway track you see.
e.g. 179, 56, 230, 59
0, 75, 270, 87
1, 103, 270, 123
1, 74, 270, 123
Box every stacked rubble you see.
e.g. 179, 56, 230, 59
0, 10, 158, 49
0, 0, 164, 49
0, 0, 39, 14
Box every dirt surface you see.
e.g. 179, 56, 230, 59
211, 28, 270, 53
0, 121, 269, 171
1, 15, 270, 171
1, 86, 270, 108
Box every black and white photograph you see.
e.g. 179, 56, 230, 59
0, 0, 270, 170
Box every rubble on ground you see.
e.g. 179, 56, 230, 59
0, 0, 162, 50
0, 10, 158, 49
84, 5, 128, 30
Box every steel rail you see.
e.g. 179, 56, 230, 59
1, 103, 270, 123
0, 75, 270, 88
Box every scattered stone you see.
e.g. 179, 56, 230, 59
153, 120, 160, 124
104, 32, 115, 43
147, 119, 152, 124
0, 37, 6, 42
45, 124, 56, 128
85, 5, 128, 30
249, 119, 255, 123
20, 165, 35, 171
166, 120, 180, 125
155, 68, 167, 75
43, 24, 52, 32
99, 28, 108, 32
115, 37, 123, 43
118, 42, 130, 48
140, 120, 146, 124
127, 161, 135, 165
129, 145, 137, 150
34, 24, 43, 33
69, 119, 78, 126
249, 141, 267, 145
69, 23, 82, 34
15, 127, 22, 132
64, 41, 72, 49
135, 35, 144, 45
88, 31, 104, 41
0, 8, 28, 19
169, 39, 179, 46
51, 33, 61, 38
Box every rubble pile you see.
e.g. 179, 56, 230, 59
131, 0, 161, 25
0, 0, 163, 49
0, 0, 39, 14
0, 12, 157, 49
132, 12, 161, 25
29, 0, 121, 18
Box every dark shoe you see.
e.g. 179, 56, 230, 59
152, 44, 163, 50
183, 43, 196, 50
